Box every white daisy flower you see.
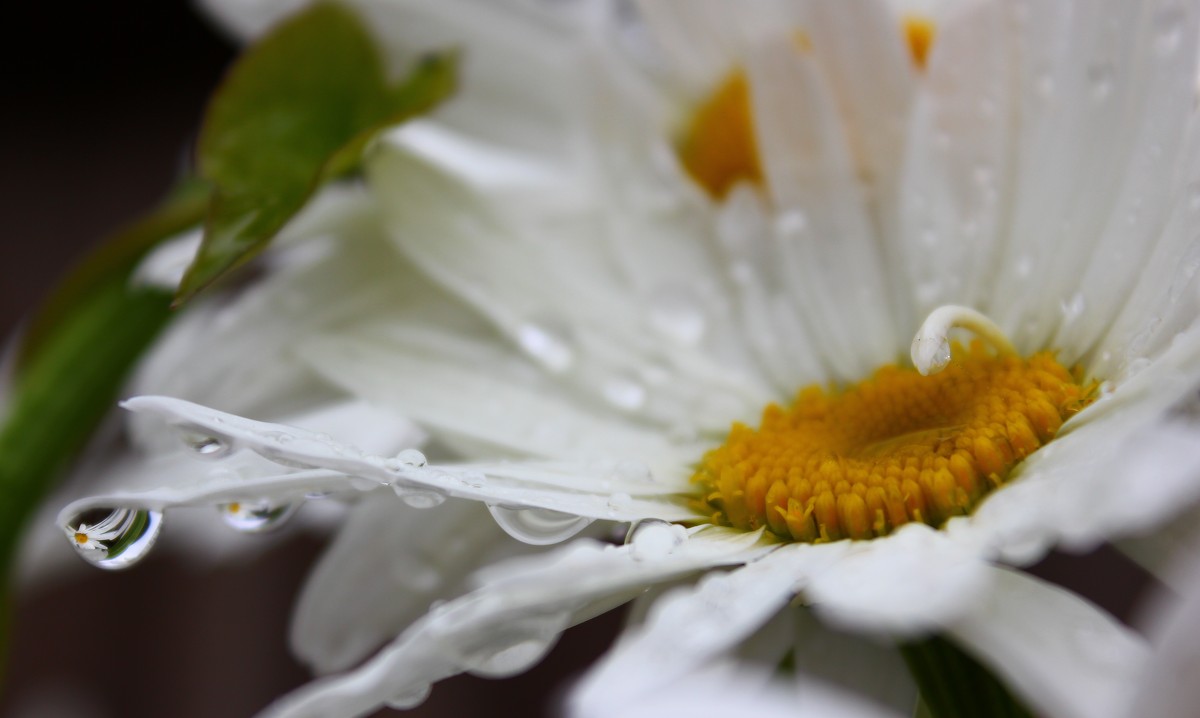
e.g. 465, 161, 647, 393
60, 0, 1200, 716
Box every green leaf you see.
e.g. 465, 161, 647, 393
177, 1, 458, 303
0, 184, 206, 581
900, 635, 1034, 718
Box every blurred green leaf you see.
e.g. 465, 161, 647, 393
177, 1, 457, 303
0, 183, 206, 580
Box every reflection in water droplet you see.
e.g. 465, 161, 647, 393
602, 374, 647, 411
515, 318, 575, 373
219, 500, 298, 533
64, 507, 164, 570
624, 518, 687, 561
385, 684, 432, 710
175, 426, 233, 459
395, 486, 447, 509
648, 285, 707, 345
459, 612, 570, 677
486, 505, 593, 545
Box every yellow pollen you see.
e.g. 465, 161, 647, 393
678, 70, 762, 200
904, 15, 936, 69
74, 532, 89, 545
692, 341, 1095, 543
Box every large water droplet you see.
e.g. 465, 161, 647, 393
394, 448, 428, 467
648, 284, 707, 345
624, 518, 687, 561
218, 500, 298, 533
515, 318, 575, 373
486, 505, 593, 545
459, 612, 570, 677
64, 507, 164, 570
602, 373, 647, 411
773, 209, 808, 236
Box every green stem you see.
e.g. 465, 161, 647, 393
900, 635, 1034, 718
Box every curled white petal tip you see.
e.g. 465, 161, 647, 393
910, 305, 1015, 376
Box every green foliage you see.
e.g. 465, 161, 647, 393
177, 1, 457, 302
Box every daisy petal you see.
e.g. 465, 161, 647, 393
258, 528, 772, 718
803, 523, 991, 635
291, 495, 530, 674
113, 396, 698, 526
948, 566, 1149, 718
570, 542, 843, 710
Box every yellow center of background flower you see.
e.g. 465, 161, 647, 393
693, 342, 1094, 542
678, 16, 937, 199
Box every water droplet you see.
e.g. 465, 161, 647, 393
624, 519, 687, 561
773, 209, 808, 236
612, 460, 652, 483
1059, 292, 1086, 325
64, 507, 163, 570
486, 505, 593, 545
459, 612, 570, 677
607, 492, 632, 511
219, 499, 298, 533
602, 374, 647, 411
385, 684, 432, 710
394, 448, 428, 468
515, 318, 575, 373
395, 486, 447, 509
1015, 254, 1033, 278
648, 285, 707, 345
1087, 62, 1114, 101
1155, 6, 1184, 55
175, 426, 233, 459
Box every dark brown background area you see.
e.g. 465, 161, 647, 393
0, 2, 1157, 717
0, 3, 617, 716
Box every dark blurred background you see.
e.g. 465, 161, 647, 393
0, 2, 1159, 717
0, 2, 619, 716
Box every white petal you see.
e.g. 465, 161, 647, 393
745, 36, 897, 381
130, 229, 202, 290
258, 528, 772, 718
572, 659, 904, 718
1127, 538, 1200, 718
803, 523, 991, 635
947, 567, 1149, 718
790, 609, 917, 716
570, 543, 843, 710
291, 495, 532, 674
111, 396, 698, 526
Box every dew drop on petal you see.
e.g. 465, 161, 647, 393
394, 448, 428, 467
602, 373, 648, 411
624, 518, 687, 561
648, 284, 708, 345
486, 505, 593, 545
395, 486, 447, 509
219, 500, 298, 533
459, 612, 570, 677
175, 426, 234, 459
64, 507, 164, 570
1059, 292, 1086, 326
385, 684, 432, 710
515, 318, 575, 373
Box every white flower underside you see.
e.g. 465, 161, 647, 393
83, 0, 1200, 716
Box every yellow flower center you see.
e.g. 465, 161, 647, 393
692, 342, 1095, 542
74, 532, 89, 545
679, 16, 938, 200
